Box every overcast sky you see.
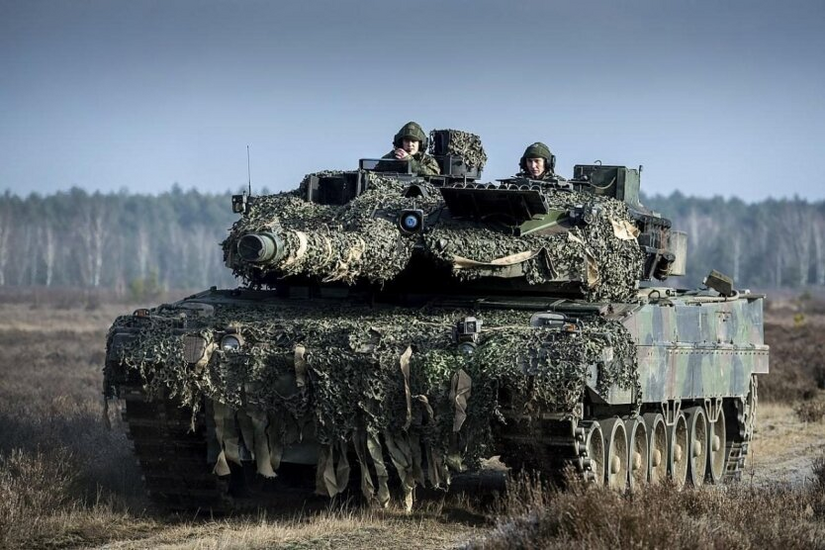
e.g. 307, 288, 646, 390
1, 0, 823, 201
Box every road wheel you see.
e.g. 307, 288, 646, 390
685, 406, 708, 487
643, 412, 667, 485
582, 421, 605, 486
625, 416, 648, 492
668, 411, 688, 490
706, 405, 726, 484
600, 417, 628, 491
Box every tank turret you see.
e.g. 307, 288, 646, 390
222, 146, 682, 302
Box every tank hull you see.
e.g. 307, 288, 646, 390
105, 286, 767, 510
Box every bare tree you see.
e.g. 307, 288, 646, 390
41, 223, 56, 287
15, 223, 36, 285
814, 218, 824, 286
191, 225, 217, 288
774, 246, 783, 287
0, 203, 11, 286
774, 201, 815, 287
137, 221, 150, 279
75, 195, 109, 287
109, 233, 126, 296
686, 206, 702, 248
731, 232, 742, 284
161, 222, 183, 290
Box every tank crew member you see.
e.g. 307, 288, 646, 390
382, 121, 441, 176
517, 142, 557, 180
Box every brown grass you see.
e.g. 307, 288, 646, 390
796, 397, 825, 423
760, 314, 825, 403
85, 499, 490, 550
748, 401, 825, 485
0, 301, 150, 549
471, 474, 825, 549
814, 455, 825, 487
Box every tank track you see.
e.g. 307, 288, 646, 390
121, 380, 753, 507
496, 403, 752, 486
723, 441, 748, 481
120, 384, 327, 513
494, 416, 596, 482
725, 377, 757, 482
120, 384, 234, 512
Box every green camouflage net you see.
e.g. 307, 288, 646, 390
105, 301, 638, 508
223, 172, 441, 285
224, 172, 643, 302
430, 129, 488, 170
424, 189, 644, 302
156, 168, 650, 507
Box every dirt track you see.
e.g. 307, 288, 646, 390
750, 402, 825, 486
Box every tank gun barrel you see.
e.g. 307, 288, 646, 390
236, 232, 286, 264
226, 221, 415, 285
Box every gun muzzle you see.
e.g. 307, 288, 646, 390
237, 232, 285, 264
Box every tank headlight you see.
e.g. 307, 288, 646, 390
220, 334, 242, 351
458, 342, 476, 355
398, 209, 424, 233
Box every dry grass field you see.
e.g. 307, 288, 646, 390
1, 292, 825, 549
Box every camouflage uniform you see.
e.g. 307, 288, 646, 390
382, 121, 441, 176
517, 141, 557, 180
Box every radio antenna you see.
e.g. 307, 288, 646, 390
246, 145, 252, 196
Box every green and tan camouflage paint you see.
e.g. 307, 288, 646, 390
600, 294, 768, 405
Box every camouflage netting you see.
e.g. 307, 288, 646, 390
430, 129, 487, 170
105, 302, 638, 509
223, 172, 441, 285
424, 189, 644, 302
174, 168, 648, 507
225, 171, 643, 301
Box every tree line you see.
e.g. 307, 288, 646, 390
0, 186, 239, 296
644, 192, 825, 289
0, 186, 823, 293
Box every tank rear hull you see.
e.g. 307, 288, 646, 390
631, 296, 768, 403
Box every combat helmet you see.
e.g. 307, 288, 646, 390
519, 142, 556, 174
393, 121, 429, 151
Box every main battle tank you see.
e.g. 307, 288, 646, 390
104, 130, 768, 511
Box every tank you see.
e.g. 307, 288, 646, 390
104, 130, 768, 511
